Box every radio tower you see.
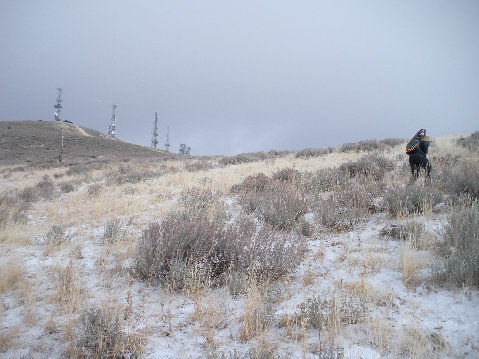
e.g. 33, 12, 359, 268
165, 127, 170, 152
54, 88, 63, 121
108, 105, 117, 137
151, 112, 159, 149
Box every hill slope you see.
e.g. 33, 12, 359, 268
0, 121, 175, 167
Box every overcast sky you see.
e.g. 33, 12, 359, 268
1, 1, 478, 156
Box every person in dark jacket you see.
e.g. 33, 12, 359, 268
408, 129, 431, 180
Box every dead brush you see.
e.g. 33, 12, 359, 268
73, 305, 143, 359
0, 259, 24, 293
45, 223, 71, 248
103, 219, 126, 244
179, 187, 228, 222
432, 203, 479, 287
384, 185, 443, 218
51, 260, 82, 314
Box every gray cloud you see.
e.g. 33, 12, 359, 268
1, 0, 478, 155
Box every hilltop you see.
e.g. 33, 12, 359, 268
0, 121, 176, 168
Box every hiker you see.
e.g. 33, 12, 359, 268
406, 129, 431, 181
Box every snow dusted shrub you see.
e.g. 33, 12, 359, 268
229, 221, 307, 281
380, 221, 427, 249
35, 174, 58, 200
445, 161, 479, 199
339, 155, 394, 180
45, 224, 70, 246
253, 182, 308, 231
298, 169, 349, 193
456, 130, 479, 151
432, 204, 479, 287
59, 181, 75, 193
271, 166, 300, 183
75, 306, 141, 359
103, 219, 126, 244
297, 293, 367, 330
135, 213, 226, 285
385, 185, 443, 218
87, 183, 103, 197
179, 187, 229, 224
237, 173, 270, 193
295, 147, 333, 158
135, 214, 306, 287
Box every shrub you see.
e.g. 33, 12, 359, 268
445, 162, 479, 199
340, 140, 385, 153
314, 197, 365, 231
35, 174, 58, 200
339, 155, 394, 180
88, 183, 104, 197
45, 224, 70, 246
236, 173, 270, 193
219, 152, 266, 166
76, 306, 141, 358
103, 219, 126, 244
271, 167, 300, 183
432, 204, 479, 287
298, 293, 367, 329
253, 182, 308, 231
59, 181, 75, 193
184, 160, 213, 172
298, 169, 348, 193
380, 221, 426, 248
295, 147, 334, 158
135, 213, 225, 284
385, 185, 443, 218
135, 215, 306, 287
179, 187, 228, 223
105, 166, 161, 186
456, 131, 479, 151
380, 138, 404, 147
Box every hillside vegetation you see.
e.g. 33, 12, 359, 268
0, 121, 175, 168
0, 127, 478, 358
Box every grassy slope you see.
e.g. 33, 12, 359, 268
0, 121, 176, 167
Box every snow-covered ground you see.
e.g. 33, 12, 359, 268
1, 138, 478, 359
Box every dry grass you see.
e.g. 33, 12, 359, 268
0, 259, 24, 293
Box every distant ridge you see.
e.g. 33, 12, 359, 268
0, 121, 176, 167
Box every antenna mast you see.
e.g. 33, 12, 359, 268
108, 104, 117, 137
165, 126, 170, 152
151, 112, 159, 149
54, 88, 63, 121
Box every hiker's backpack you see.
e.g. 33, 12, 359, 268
406, 129, 426, 155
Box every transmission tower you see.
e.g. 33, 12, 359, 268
108, 105, 117, 137
151, 112, 159, 149
54, 88, 63, 121
165, 126, 170, 152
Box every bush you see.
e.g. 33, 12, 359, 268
184, 160, 213, 172
45, 224, 70, 246
339, 155, 394, 180
35, 174, 58, 200
298, 169, 349, 193
456, 131, 479, 151
103, 219, 126, 244
105, 166, 161, 186
380, 221, 426, 248
76, 306, 141, 358
295, 147, 334, 158
432, 204, 479, 287
135, 214, 306, 287
248, 182, 308, 231
314, 197, 365, 231
445, 162, 479, 199
298, 293, 366, 329
380, 138, 404, 147
235, 173, 270, 193
340, 140, 385, 153
59, 181, 75, 193
88, 183, 104, 197
385, 185, 443, 218
179, 187, 228, 223
271, 167, 300, 183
